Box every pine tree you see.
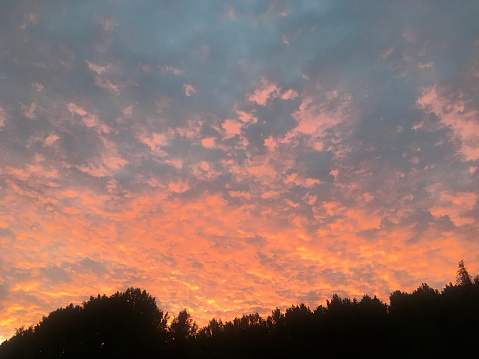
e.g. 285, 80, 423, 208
456, 260, 473, 286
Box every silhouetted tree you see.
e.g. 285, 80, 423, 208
0, 288, 168, 359
199, 317, 224, 339
170, 309, 197, 342
2, 262, 479, 359
456, 259, 472, 286
267, 308, 285, 332
168, 308, 197, 357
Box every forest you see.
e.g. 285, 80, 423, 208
0, 260, 478, 358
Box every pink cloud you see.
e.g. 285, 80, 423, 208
192, 161, 221, 180
86, 60, 111, 75
184, 83, 197, 96
122, 105, 133, 117
247, 77, 281, 105
166, 158, 183, 169
222, 118, 243, 138
291, 92, 354, 138
73, 136, 127, 177
260, 191, 279, 199
21, 102, 37, 120
141, 132, 169, 152
100, 18, 118, 32
176, 118, 203, 140
32, 82, 44, 92
67, 103, 110, 133
235, 108, 257, 123
0, 106, 6, 128
201, 137, 216, 148
160, 65, 183, 75
280, 88, 298, 100
94, 76, 120, 95
428, 183, 477, 226
169, 180, 189, 193
77, 163, 110, 177
20, 12, 39, 30
67, 103, 88, 117
101, 138, 128, 171
418, 62, 433, 69
417, 85, 479, 160
228, 191, 251, 200
379, 47, 393, 60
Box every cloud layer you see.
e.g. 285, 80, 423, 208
1, 0, 478, 341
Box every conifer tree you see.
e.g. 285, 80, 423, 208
456, 260, 473, 286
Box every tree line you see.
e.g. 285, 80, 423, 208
0, 260, 478, 358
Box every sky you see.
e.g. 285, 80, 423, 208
1, 0, 479, 342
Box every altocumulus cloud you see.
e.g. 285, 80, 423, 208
0, 0, 478, 341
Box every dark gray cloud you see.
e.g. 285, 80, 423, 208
40, 265, 71, 283
0, 227, 16, 242
0, 283, 9, 303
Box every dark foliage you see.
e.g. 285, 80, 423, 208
1, 261, 478, 358
0, 288, 169, 359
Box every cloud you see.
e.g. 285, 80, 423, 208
417, 85, 479, 161
86, 61, 110, 75
20, 12, 39, 30
247, 77, 281, 105
169, 180, 189, 193
0, 283, 9, 305
0, 227, 16, 242
184, 84, 197, 96
160, 65, 183, 75
222, 119, 243, 139
1, 0, 479, 342
0, 106, 6, 129
21, 102, 36, 120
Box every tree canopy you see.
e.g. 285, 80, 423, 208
1, 261, 478, 358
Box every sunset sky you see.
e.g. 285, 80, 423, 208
1, 0, 479, 342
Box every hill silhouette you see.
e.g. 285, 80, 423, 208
1, 261, 478, 358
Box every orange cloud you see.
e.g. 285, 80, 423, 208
169, 180, 189, 193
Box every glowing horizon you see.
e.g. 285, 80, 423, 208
1, 1, 478, 341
